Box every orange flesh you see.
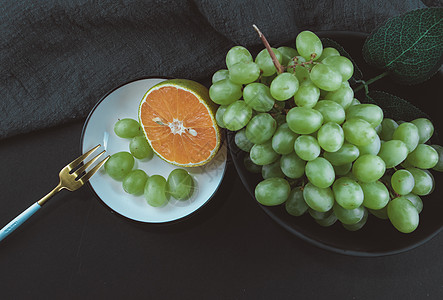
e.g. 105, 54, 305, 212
140, 86, 217, 165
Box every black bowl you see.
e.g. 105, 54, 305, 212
228, 31, 443, 257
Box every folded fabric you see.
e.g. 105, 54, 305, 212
0, 0, 430, 139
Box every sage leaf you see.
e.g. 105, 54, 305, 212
364, 90, 430, 121
362, 7, 443, 85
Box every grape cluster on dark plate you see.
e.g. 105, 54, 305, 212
208, 30, 442, 256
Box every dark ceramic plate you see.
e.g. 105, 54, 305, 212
228, 31, 443, 256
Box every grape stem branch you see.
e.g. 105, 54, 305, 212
253, 24, 285, 74
354, 71, 390, 94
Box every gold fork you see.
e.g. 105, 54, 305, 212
0, 144, 109, 242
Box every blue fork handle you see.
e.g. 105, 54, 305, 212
0, 202, 41, 242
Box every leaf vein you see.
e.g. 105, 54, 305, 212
385, 16, 443, 68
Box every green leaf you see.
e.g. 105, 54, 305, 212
362, 7, 443, 85
364, 90, 430, 121
321, 37, 363, 82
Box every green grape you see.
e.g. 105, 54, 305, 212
310, 64, 342, 91
122, 169, 149, 195
223, 100, 252, 131
215, 105, 228, 128
305, 157, 335, 188
295, 30, 323, 60
235, 128, 254, 152
342, 118, 377, 146
387, 196, 419, 233
245, 113, 277, 144
323, 143, 359, 166
277, 46, 299, 65
322, 55, 354, 81
303, 182, 334, 212
360, 180, 390, 210
226, 46, 253, 68
313, 100, 345, 124
379, 118, 398, 141
166, 169, 194, 200
250, 140, 280, 165
319, 88, 329, 99
262, 159, 285, 179
255, 178, 290, 206
377, 140, 409, 168
375, 123, 383, 135
342, 171, 359, 182
333, 202, 366, 225
287, 56, 312, 83
228, 61, 260, 84
114, 118, 142, 138
400, 159, 414, 168
255, 48, 283, 76
144, 175, 168, 207
315, 212, 338, 227
209, 79, 242, 105
325, 84, 354, 110
317, 122, 344, 152
425, 170, 435, 194
212, 69, 230, 83
357, 134, 380, 155
294, 135, 320, 161
317, 47, 340, 61
285, 187, 309, 216
332, 177, 364, 209
280, 152, 306, 179
392, 122, 420, 152
369, 206, 389, 220
129, 136, 153, 160
352, 154, 386, 183
286, 107, 323, 134
405, 144, 439, 169
243, 155, 262, 174
411, 118, 434, 144
105, 151, 135, 180
243, 83, 275, 112
403, 193, 423, 214
309, 208, 333, 220
431, 144, 443, 171
333, 162, 352, 176
348, 98, 361, 107
345, 104, 383, 128
407, 167, 434, 196
391, 169, 414, 195
260, 74, 277, 86
270, 73, 299, 101
293, 80, 320, 108
272, 123, 299, 155
342, 209, 368, 231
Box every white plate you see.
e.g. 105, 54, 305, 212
81, 77, 227, 223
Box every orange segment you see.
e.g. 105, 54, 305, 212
139, 79, 220, 167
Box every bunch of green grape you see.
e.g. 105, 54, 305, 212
209, 30, 443, 233
104, 118, 195, 207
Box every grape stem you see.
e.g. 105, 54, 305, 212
286, 56, 318, 74
354, 71, 390, 93
252, 24, 285, 74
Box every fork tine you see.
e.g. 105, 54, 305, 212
72, 150, 106, 178
77, 155, 110, 184
68, 144, 101, 170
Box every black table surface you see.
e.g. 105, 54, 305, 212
0, 119, 442, 299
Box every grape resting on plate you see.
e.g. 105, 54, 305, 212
104, 118, 196, 207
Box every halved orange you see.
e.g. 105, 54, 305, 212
138, 79, 221, 167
